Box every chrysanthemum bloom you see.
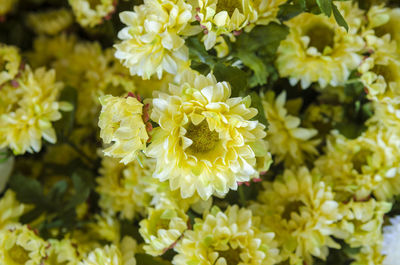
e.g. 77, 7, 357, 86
146, 70, 270, 199
262, 91, 319, 166
315, 127, 400, 201
68, 0, 116, 27
96, 156, 154, 220
195, 0, 257, 50
276, 3, 365, 89
250, 167, 341, 264
0, 0, 17, 17
114, 0, 200, 79
368, 5, 400, 53
0, 66, 71, 155
140, 206, 188, 256
98, 95, 149, 164
0, 190, 25, 229
26, 8, 74, 35
350, 244, 385, 265
173, 205, 280, 265
382, 215, 400, 265
246, 0, 287, 31
359, 5, 400, 99
333, 198, 391, 249
45, 238, 82, 265
0, 225, 48, 265
0, 44, 21, 86
79, 245, 123, 265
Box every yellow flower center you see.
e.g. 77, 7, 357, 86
352, 149, 373, 174
305, 24, 335, 53
8, 245, 30, 264
185, 120, 220, 154
88, 0, 101, 9
216, 0, 243, 17
218, 247, 242, 264
282, 200, 305, 221
373, 64, 395, 83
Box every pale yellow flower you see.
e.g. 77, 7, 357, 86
0, 225, 48, 265
146, 70, 270, 199
79, 245, 123, 265
195, 0, 256, 49
315, 127, 400, 201
370, 6, 400, 53
262, 91, 319, 166
68, 0, 115, 27
333, 198, 391, 249
96, 156, 153, 220
27, 8, 73, 35
173, 205, 280, 265
115, 0, 199, 79
250, 167, 341, 264
140, 206, 188, 256
98, 95, 148, 164
246, 0, 287, 31
45, 238, 82, 265
276, 3, 365, 89
0, 44, 21, 86
0, 0, 17, 16
351, 245, 385, 265
0, 66, 71, 155
0, 190, 25, 230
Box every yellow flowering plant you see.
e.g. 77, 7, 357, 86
1, 0, 400, 265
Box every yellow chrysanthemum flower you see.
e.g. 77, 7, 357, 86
350, 245, 385, 265
262, 91, 319, 166
0, 0, 17, 17
0, 190, 25, 230
276, 3, 365, 89
140, 206, 188, 256
45, 238, 82, 265
0, 66, 71, 155
26, 8, 73, 35
250, 167, 341, 264
96, 156, 153, 220
195, 0, 256, 50
114, 0, 200, 79
246, 0, 287, 31
0, 225, 48, 265
173, 205, 280, 265
146, 70, 270, 200
31, 35, 135, 125
369, 6, 400, 53
98, 95, 149, 164
0, 44, 21, 86
79, 245, 123, 265
68, 0, 115, 27
315, 127, 400, 201
333, 198, 391, 249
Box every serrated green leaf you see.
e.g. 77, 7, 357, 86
236, 52, 269, 87
332, 3, 349, 31
212, 63, 248, 97
316, 0, 332, 16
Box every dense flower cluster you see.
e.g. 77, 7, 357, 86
1, 0, 400, 265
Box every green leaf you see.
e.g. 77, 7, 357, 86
65, 172, 92, 210
249, 92, 269, 128
136, 253, 172, 265
236, 52, 269, 87
54, 85, 77, 141
316, 0, 332, 16
278, 2, 305, 21
9, 174, 45, 205
212, 63, 248, 97
332, 3, 349, 31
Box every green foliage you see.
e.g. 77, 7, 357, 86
9, 169, 94, 238
54, 85, 78, 142
279, 0, 350, 30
